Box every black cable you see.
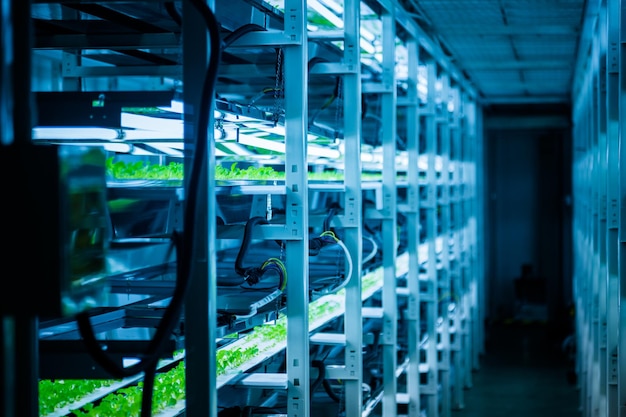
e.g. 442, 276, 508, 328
235, 216, 269, 278
218, 406, 242, 417
77, 1, 222, 416
140, 358, 158, 417
322, 378, 342, 403
242, 406, 285, 416
223, 23, 266, 48
323, 202, 341, 232
165, 2, 182, 27
310, 359, 326, 396
307, 56, 328, 72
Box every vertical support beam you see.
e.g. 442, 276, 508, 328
596, 2, 609, 413
464, 93, 480, 375
436, 71, 451, 417
424, 57, 439, 417
183, 1, 216, 417
450, 85, 465, 411
606, 1, 619, 416
469, 95, 485, 369
617, 2, 626, 415
0, 318, 14, 417
342, 0, 362, 415
0, 3, 15, 414
573, 51, 593, 416
60, 7, 82, 92
590, 24, 601, 417
13, 0, 32, 143
3, 2, 39, 417
460, 91, 474, 391
580, 57, 595, 415
405, 37, 421, 417
380, 10, 398, 417
283, 0, 310, 415
0, 0, 14, 146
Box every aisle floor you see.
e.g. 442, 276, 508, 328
455, 322, 580, 417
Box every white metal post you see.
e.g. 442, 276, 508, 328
381, 9, 399, 417
283, 0, 310, 415
404, 36, 422, 417
342, 0, 363, 415
606, 1, 620, 416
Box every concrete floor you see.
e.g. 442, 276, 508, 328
455, 322, 580, 417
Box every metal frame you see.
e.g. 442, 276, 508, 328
1, 1, 487, 417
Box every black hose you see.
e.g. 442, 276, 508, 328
223, 23, 266, 48
78, 2, 222, 416
235, 216, 269, 277
310, 359, 326, 396
165, 2, 182, 27
322, 378, 342, 403
323, 202, 341, 232
140, 358, 158, 417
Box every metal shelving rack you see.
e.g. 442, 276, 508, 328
0, 1, 485, 417
571, 1, 622, 416
422, 55, 440, 417
378, 8, 398, 417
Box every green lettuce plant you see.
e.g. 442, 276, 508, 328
106, 158, 391, 182
40, 274, 381, 416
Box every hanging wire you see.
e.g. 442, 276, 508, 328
311, 231, 354, 296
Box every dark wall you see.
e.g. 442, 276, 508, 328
484, 104, 573, 327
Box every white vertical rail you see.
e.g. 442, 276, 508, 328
617, 1, 626, 415
585, 58, 595, 417
460, 91, 474, 392
450, 85, 465, 411
606, 1, 619, 416
596, 2, 609, 413
381, 10, 398, 417
404, 37, 422, 417
478, 106, 486, 363
470, 97, 485, 369
342, 0, 363, 415
283, 0, 310, 415
573, 53, 593, 417
437, 71, 451, 417
424, 57, 439, 417
590, 23, 601, 417
581, 43, 593, 417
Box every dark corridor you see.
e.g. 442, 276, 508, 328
457, 322, 579, 417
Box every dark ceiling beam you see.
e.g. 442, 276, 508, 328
430, 24, 580, 36
465, 60, 575, 70
34, 33, 180, 49
484, 114, 572, 129
481, 94, 571, 106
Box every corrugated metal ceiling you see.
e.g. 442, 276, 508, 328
401, 0, 587, 104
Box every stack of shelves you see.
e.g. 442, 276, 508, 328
571, 0, 622, 416
2, 1, 483, 417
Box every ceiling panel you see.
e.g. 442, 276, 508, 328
400, 0, 587, 104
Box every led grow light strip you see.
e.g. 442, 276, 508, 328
33, 127, 121, 140
236, 132, 342, 159
121, 113, 183, 137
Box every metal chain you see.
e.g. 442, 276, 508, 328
280, 239, 285, 262
273, 48, 284, 126
338, 382, 345, 417
335, 77, 343, 136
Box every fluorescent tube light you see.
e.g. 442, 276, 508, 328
121, 113, 183, 137
309, 0, 343, 28
238, 132, 286, 153
308, 144, 341, 159
144, 143, 184, 157
158, 99, 184, 114
33, 127, 121, 140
